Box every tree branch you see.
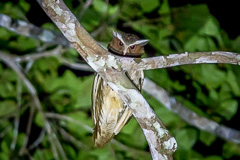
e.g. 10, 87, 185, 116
118, 51, 240, 71
143, 79, 240, 144
36, 0, 177, 159
2, 43, 239, 146
2, 13, 239, 72
0, 13, 70, 47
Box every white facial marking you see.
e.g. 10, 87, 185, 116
123, 47, 128, 55
112, 31, 125, 46
132, 39, 149, 46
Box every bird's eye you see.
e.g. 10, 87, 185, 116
119, 41, 124, 46
130, 45, 135, 49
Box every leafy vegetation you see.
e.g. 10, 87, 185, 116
0, 0, 240, 159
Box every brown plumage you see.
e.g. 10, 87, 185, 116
92, 31, 148, 148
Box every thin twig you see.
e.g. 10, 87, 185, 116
0, 51, 66, 160
28, 129, 46, 150
50, 123, 67, 160
58, 56, 93, 72
14, 45, 64, 63
78, 0, 93, 18
45, 112, 93, 132
19, 102, 35, 156
59, 128, 90, 150
111, 139, 151, 156
11, 76, 22, 150
0, 125, 12, 138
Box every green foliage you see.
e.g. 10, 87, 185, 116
0, 100, 16, 117
1, 0, 240, 159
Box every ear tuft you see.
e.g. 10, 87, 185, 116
112, 31, 118, 37
135, 39, 149, 46
112, 31, 124, 44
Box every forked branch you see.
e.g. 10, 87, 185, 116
36, 0, 177, 159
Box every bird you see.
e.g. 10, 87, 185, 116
92, 31, 149, 148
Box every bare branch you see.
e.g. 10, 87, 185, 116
36, 0, 176, 159
28, 129, 46, 150
0, 13, 70, 46
45, 112, 93, 132
2, 13, 240, 72
59, 128, 90, 150
15, 46, 64, 63
78, 0, 93, 18
11, 76, 22, 150
58, 56, 93, 72
118, 51, 240, 71
143, 78, 240, 144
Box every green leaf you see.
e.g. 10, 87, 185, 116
117, 123, 147, 149
175, 128, 198, 150
199, 131, 216, 146
0, 2, 26, 19
41, 22, 58, 31
64, 111, 92, 137
0, 100, 16, 117
33, 149, 54, 160
196, 65, 226, 89
74, 75, 94, 108
204, 156, 223, 160
0, 28, 12, 41
226, 70, 240, 96
49, 89, 72, 112
121, 118, 138, 135
218, 99, 238, 120
199, 17, 224, 47
81, 7, 101, 31
19, 0, 30, 13
1, 141, 10, 154
127, 0, 159, 13
223, 142, 240, 159
44, 71, 93, 109
9, 36, 37, 52
139, 0, 160, 13
63, 145, 77, 160
90, 148, 115, 160
173, 4, 210, 29
184, 35, 217, 51
158, 0, 170, 14
0, 82, 16, 98
93, 0, 108, 14
0, 153, 9, 160
232, 35, 240, 52
34, 112, 45, 127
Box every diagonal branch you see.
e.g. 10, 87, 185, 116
143, 79, 240, 144
36, 0, 177, 159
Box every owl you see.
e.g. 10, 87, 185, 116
92, 31, 149, 148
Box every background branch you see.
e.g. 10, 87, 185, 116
143, 78, 240, 144
0, 13, 70, 47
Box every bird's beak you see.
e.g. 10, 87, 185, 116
123, 48, 128, 55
